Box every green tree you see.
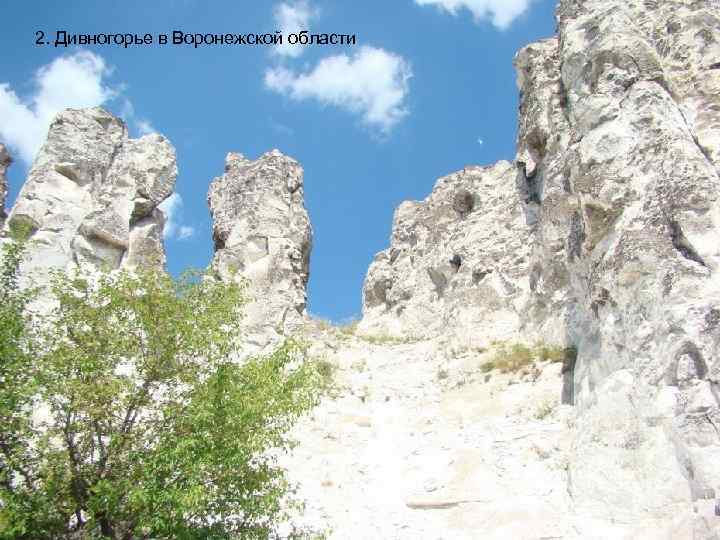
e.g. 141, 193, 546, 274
0, 225, 54, 536
0, 262, 328, 539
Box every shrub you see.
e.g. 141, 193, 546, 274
537, 344, 577, 364
0, 261, 327, 539
480, 342, 577, 374
484, 343, 534, 373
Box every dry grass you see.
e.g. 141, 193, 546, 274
309, 315, 418, 346
359, 333, 414, 346
480, 342, 577, 374
534, 400, 555, 420
337, 320, 359, 338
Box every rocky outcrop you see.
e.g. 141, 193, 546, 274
208, 150, 312, 348
359, 161, 534, 349
0, 144, 10, 229
5, 107, 176, 283
543, 1, 720, 536
357, 0, 720, 536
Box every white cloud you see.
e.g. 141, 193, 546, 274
414, 0, 533, 29
273, 0, 317, 58
264, 46, 412, 133
0, 51, 156, 164
159, 193, 195, 241
0, 51, 118, 164
159, 193, 182, 237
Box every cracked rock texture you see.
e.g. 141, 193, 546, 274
208, 150, 312, 350
538, 1, 720, 536
4, 107, 176, 284
350, 0, 720, 536
0, 144, 10, 229
359, 161, 535, 349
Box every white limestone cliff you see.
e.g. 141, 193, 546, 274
3, 107, 177, 284
358, 161, 535, 350
538, 1, 720, 536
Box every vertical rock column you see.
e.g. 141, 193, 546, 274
4, 107, 177, 285
208, 150, 312, 347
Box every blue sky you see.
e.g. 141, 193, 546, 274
0, 0, 556, 322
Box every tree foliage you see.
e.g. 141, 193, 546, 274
0, 254, 328, 539
0, 226, 46, 535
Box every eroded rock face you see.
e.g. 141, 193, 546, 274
514, 37, 577, 346
208, 150, 312, 348
549, 1, 720, 536
0, 144, 10, 228
357, 0, 720, 536
359, 162, 534, 348
5, 107, 176, 283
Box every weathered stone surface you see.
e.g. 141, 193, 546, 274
550, 1, 720, 536
351, 0, 720, 536
4, 107, 177, 284
282, 328, 575, 539
514, 37, 577, 346
208, 150, 312, 348
0, 144, 10, 229
359, 161, 534, 349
